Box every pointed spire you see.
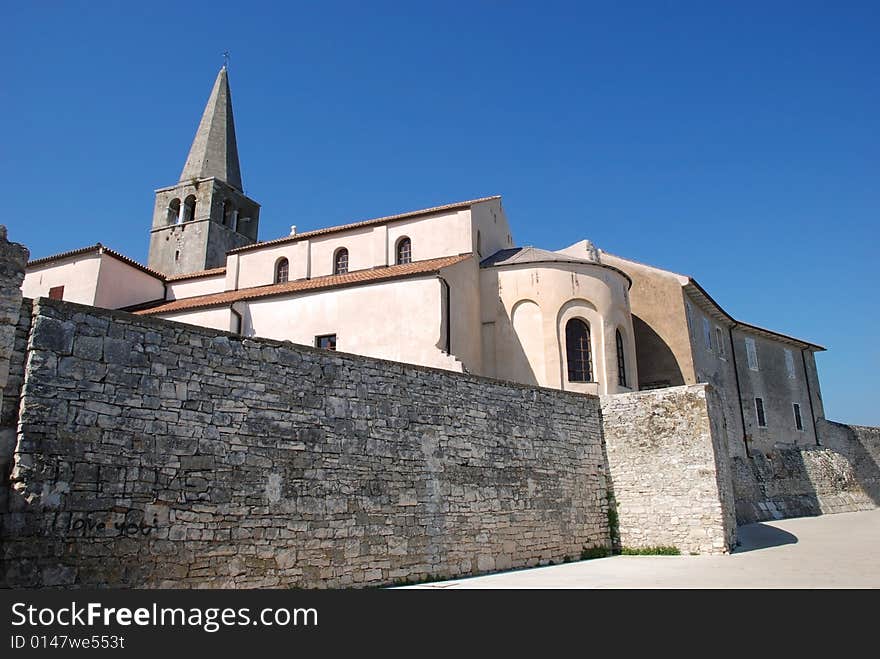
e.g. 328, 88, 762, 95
179, 66, 243, 191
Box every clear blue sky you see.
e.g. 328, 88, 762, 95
3, 1, 877, 424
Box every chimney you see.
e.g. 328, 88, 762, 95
290, 225, 297, 236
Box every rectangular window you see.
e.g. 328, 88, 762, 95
755, 397, 767, 427
784, 348, 796, 379
685, 301, 694, 339
745, 337, 759, 371
793, 403, 804, 431
48, 285, 64, 300
715, 327, 726, 359
315, 334, 337, 350
702, 317, 712, 351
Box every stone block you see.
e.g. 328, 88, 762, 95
30, 316, 75, 355
103, 337, 133, 365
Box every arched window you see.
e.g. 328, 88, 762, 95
183, 195, 197, 222
167, 198, 181, 225
565, 318, 592, 382
334, 248, 349, 275
396, 237, 412, 265
275, 258, 289, 284
616, 329, 627, 388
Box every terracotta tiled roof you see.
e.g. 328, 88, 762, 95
135, 253, 473, 315
27, 246, 229, 283
165, 267, 227, 282
27, 244, 165, 279
227, 196, 501, 255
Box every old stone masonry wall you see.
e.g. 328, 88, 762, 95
1, 297, 610, 588
600, 385, 737, 555
0, 227, 29, 520
0, 227, 27, 395
732, 421, 880, 524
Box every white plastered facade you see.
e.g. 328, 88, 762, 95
20, 197, 640, 397
479, 259, 636, 395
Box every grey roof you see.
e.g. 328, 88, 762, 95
179, 66, 242, 191
480, 246, 597, 268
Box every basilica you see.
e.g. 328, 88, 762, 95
22, 66, 826, 459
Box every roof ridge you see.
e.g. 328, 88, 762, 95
165, 266, 227, 282
27, 243, 166, 280
684, 278, 825, 351
227, 196, 501, 256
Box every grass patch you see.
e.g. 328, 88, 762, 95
388, 573, 446, 587
620, 546, 680, 556
605, 491, 621, 553
580, 546, 611, 560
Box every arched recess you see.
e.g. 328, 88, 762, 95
605, 309, 638, 392
183, 195, 197, 222
555, 298, 603, 392
167, 198, 181, 225
509, 299, 545, 386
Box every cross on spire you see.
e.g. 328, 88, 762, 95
222, 50, 230, 69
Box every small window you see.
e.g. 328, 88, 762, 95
396, 237, 412, 265
48, 285, 64, 300
685, 301, 694, 339
315, 334, 337, 350
275, 258, 289, 284
565, 318, 592, 382
793, 403, 804, 431
167, 198, 181, 224
784, 348, 796, 379
183, 194, 197, 222
755, 397, 766, 427
174, 250, 180, 262
745, 337, 759, 371
334, 248, 349, 275
616, 329, 627, 388
702, 317, 712, 351
715, 327, 726, 359
477, 230, 482, 257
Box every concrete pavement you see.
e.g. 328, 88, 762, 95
405, 508, 880, 588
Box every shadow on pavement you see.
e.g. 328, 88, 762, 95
733, 522, 799, 553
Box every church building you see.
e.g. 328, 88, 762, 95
21, 67, 826, 459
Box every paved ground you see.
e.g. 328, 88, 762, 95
406, 509, 880, 588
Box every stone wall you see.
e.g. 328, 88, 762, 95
0, 301, 32, 512
1, 297, 610, 588
600, 385, 737, 554
0, 227, 29, 518
0, 226, 28, 394
732, 420, 880, 523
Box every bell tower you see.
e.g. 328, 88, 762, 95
148, 66, 260, 276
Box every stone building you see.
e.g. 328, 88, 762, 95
21, 66, 826, 456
